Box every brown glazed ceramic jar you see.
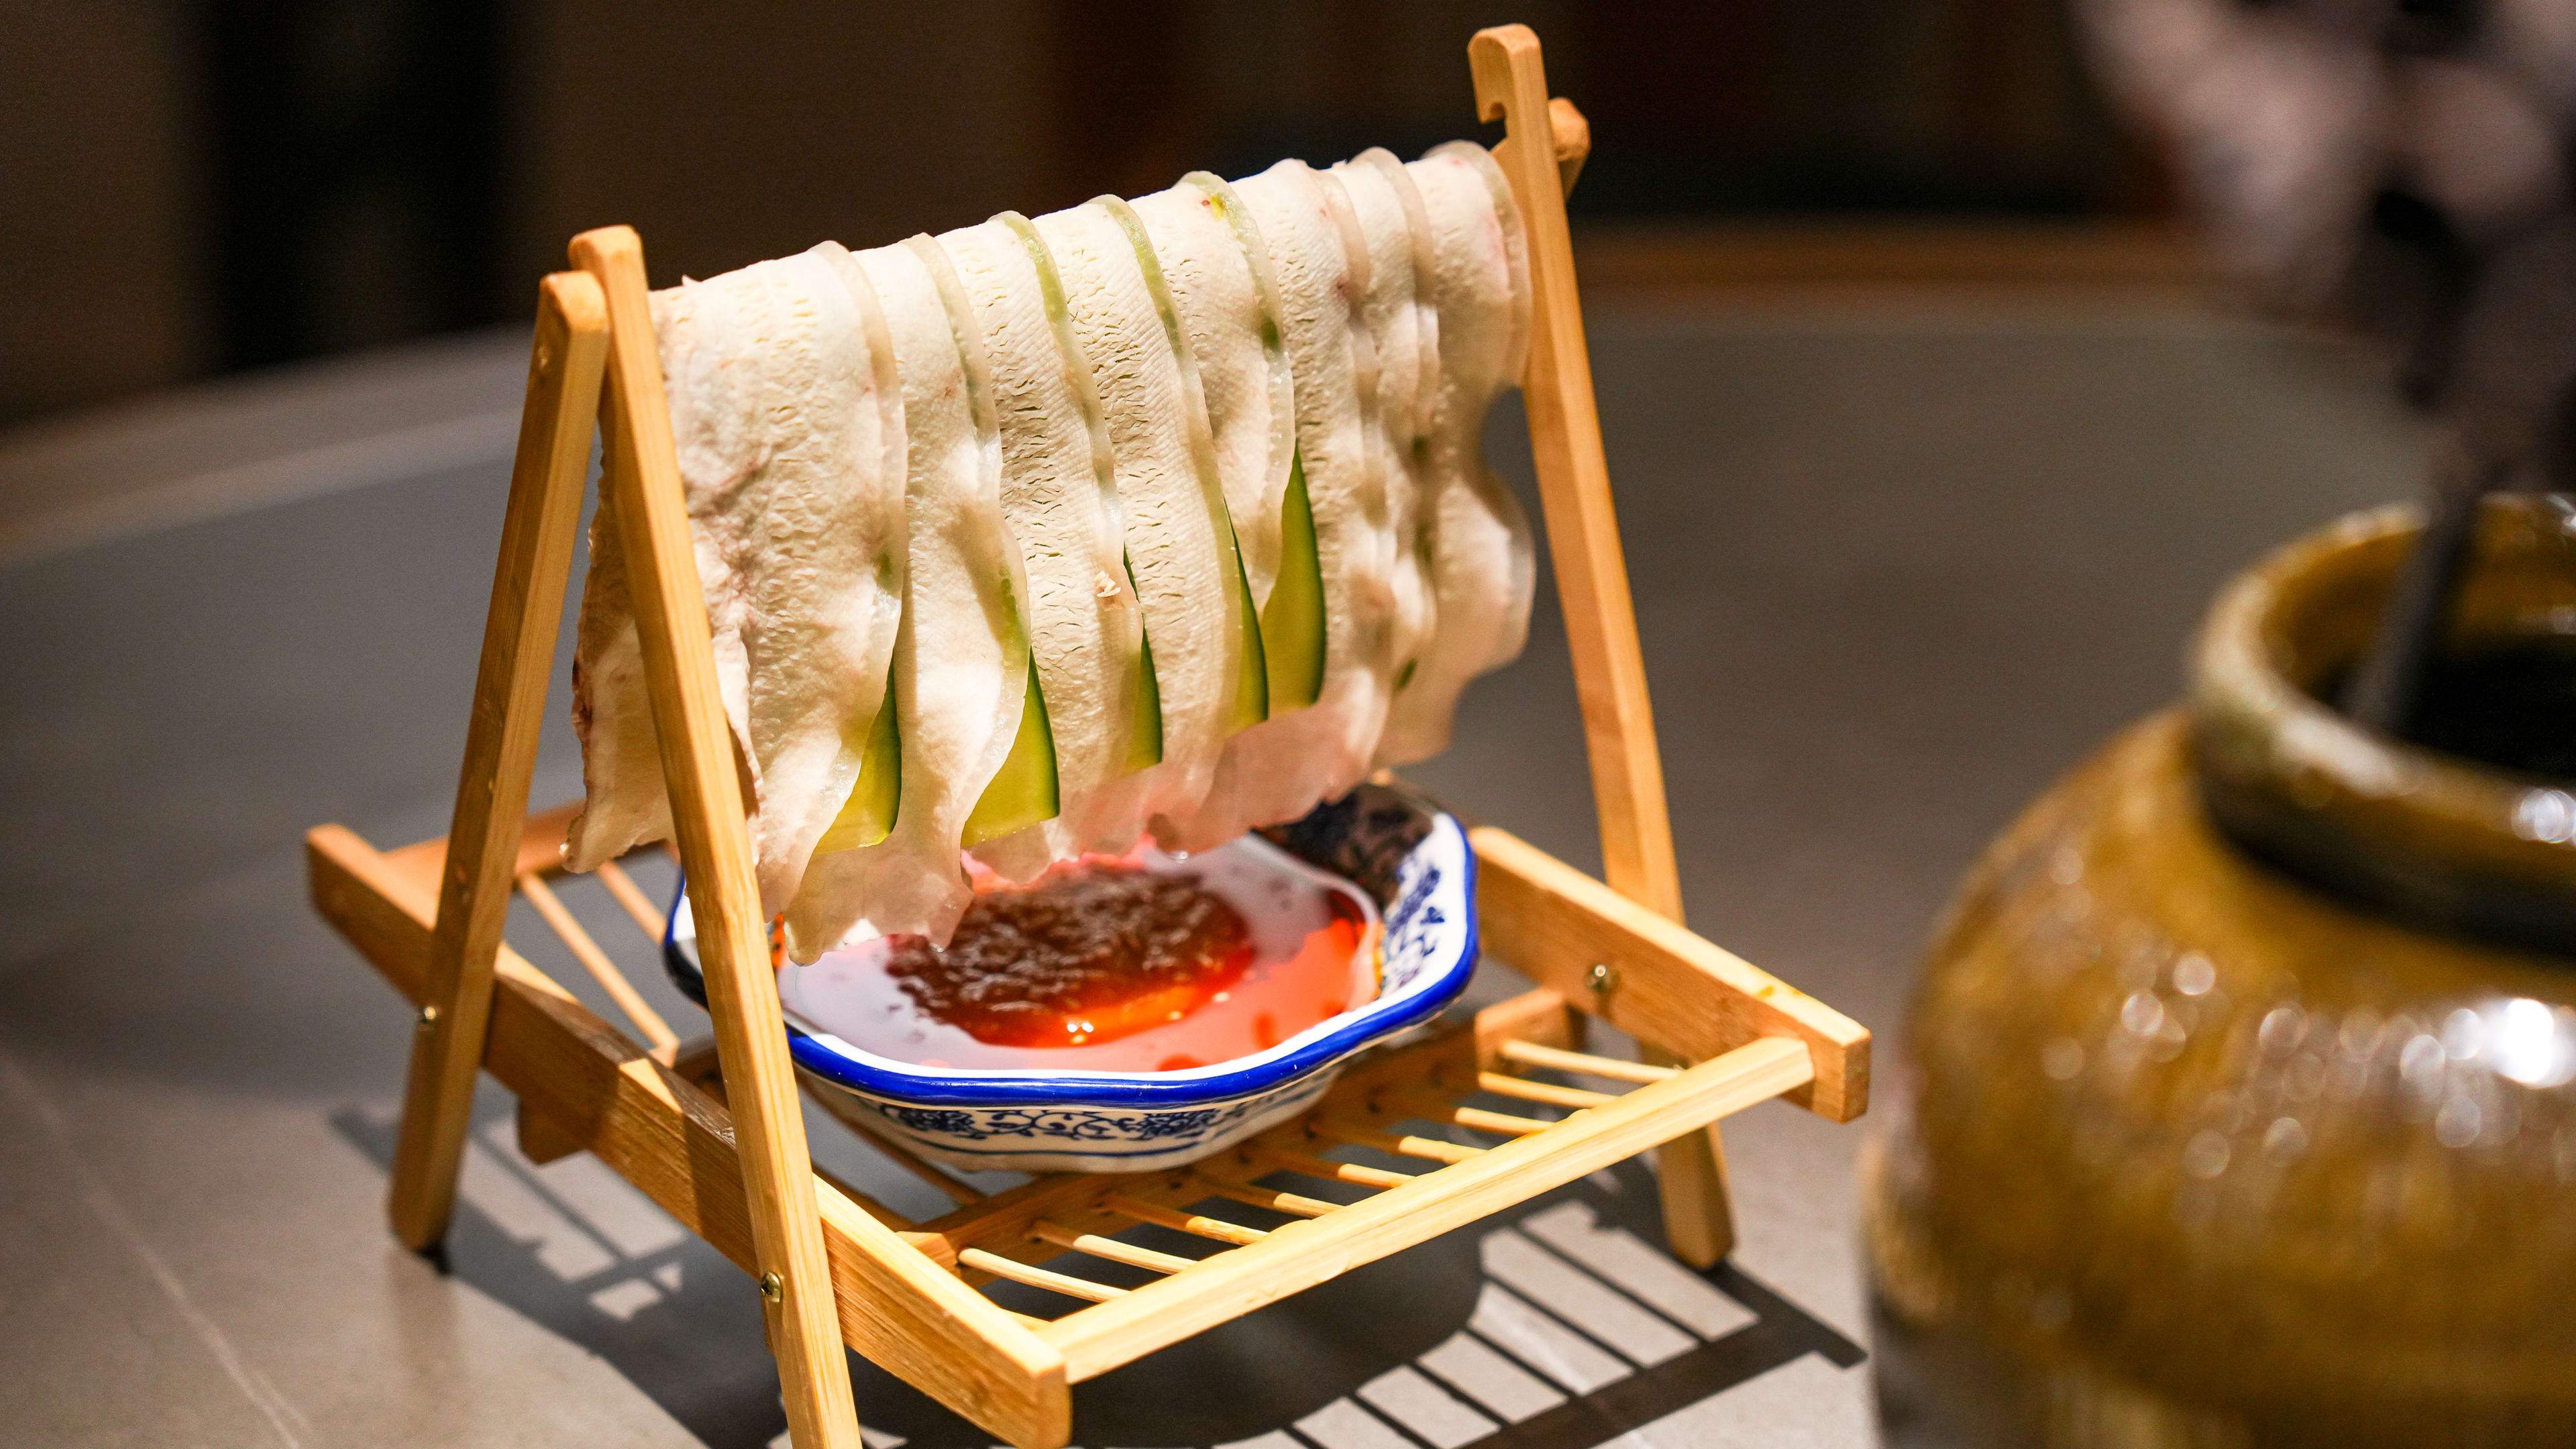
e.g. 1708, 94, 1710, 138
1868, 496, 2576, 1448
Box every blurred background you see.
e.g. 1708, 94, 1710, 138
2, 0, 2190, 426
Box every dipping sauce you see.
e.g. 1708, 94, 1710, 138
780, 835, 1379, 1072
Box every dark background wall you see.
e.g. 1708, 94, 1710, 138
1, 0, 2146, 427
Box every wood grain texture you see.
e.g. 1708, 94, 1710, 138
1470, 23, 1739, 1265
571, 224, 867, 1449
515, 1095, 586, 1165
308, 824, 1072, 1448
1473, 824, 1870, 1122
1036, 1036, 1815, 1381
386, 270, 607, 1251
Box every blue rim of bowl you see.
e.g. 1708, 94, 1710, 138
659, 810, 1479, 1108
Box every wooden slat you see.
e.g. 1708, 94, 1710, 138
1495, 1038, 1676, 1086
960, 1248, 1131, 1304
1040, 1036, 1813, 1381
1397, 1099, 1558, 1138
1098, 1195, 1270, 1247
1030, 1223, 1199, 1275
574, 225, 862, 1449
592, 857, 668, 941
1310, 1122, 1485, 1166
1190, 1177, 1346, 1220
386, 271, 608, 1252
517, 869, 682, 1050
309, 825, 1069, 1446
1254, 1148, 1417, 1191
1472, 826, 1869, 1122
1475, 1072, 1616, 1110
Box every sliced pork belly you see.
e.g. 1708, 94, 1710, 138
785, 240, 1028, 956
563, 250, 904, 925
1325, 152, 1438, 711
1163, 160, 1398, 848
1125, 178, 1297, 613
1030, 200, 1246, 837
933, 216, 1156, 879
1376, 143, 1536, 765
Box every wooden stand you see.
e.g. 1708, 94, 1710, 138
307, 27, 1868, 1449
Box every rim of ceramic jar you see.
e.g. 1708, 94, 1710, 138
2189, 493, 2576, 957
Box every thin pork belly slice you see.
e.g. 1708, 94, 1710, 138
1375, 144, 1536, 765
1125, 178, 1296, 612
786, 241, 1027, 956
564, 484, 667, 870
727, 249, 905, 910
562, 252, 903, 918
1325, 152, 1438, 715
933, 217, 1153, 879
1029, 200, 1244, 838
1164, 159, 1395, 849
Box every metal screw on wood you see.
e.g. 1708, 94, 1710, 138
417, 1004, 441, 1027
759, 1271, 783, 1303
1587, 962, 1620, 996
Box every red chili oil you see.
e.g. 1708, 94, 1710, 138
777, 837, 1379, 1073
883, 864, 1255, 1047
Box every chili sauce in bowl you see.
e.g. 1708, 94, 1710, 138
661, 782, 1478, 1173
777, 837, 1381, 1073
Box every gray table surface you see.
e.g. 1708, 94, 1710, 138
0, 294, 2425, 1448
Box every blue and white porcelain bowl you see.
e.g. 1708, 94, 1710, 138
662, 783, 1479, 1173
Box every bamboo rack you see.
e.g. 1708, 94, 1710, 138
305, 26, 1868, 1449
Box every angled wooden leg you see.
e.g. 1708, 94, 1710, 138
573, 225, 863, 1449
387, 270, 611, 1250
1471, 24, 1739, 1268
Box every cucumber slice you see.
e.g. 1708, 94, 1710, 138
961, 656, 1059, 845
1126, 562, 1165, 773
1263, 449, 1326, 708
812, 686, 901, 852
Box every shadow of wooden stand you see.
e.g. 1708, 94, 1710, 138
305, 25, 1870, 1449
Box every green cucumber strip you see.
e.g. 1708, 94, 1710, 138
961, 655, 1060, 847
1122, 555, 1165, 775
813, 686, 902, 855
1261, 449, 1327, 710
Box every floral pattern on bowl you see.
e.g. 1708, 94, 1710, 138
661, 782, 1479, 1173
